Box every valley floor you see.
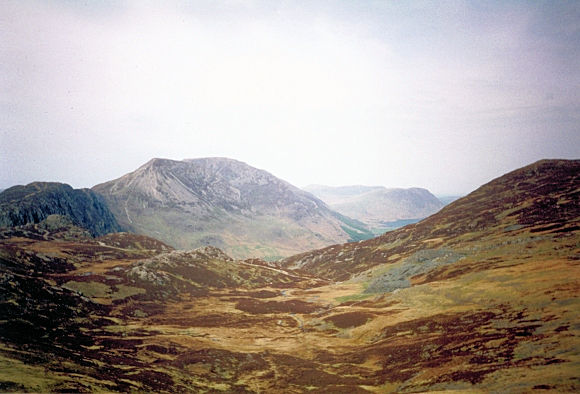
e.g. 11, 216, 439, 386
1, 228, 579, 393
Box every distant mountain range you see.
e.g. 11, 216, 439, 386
92, 158, 373, 259
0, 182, 121, 236
304, 184, 444, 234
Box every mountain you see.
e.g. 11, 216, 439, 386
285, 159, 579, 279
0, 159, 578, 392
304, 184, 444, 234
93, 158, 373, 260
0, 182, 122, 236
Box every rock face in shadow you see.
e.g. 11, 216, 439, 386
0, 182, 122, 236
93, 157, 373, 259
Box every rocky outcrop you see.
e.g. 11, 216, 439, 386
0, 182, 122, 236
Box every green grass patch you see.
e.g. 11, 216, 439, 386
340, 225, 374, 242
335, 293, 373, 303
62, 281, 111, 298
331, 211, 374, 242
111, 284, 146, 300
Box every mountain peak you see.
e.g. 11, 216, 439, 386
92, 157, 373, 258
141, 157, 178, 167
182, 157, 248, 165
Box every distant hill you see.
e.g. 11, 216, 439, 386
0, 182, 122, 236
304, 184, 444, 234
93, 158, 373, 259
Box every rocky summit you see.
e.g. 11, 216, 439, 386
0, 182, 122, 237
93, 157, 372, 259
0, 159, 578, 392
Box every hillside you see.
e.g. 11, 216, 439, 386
304, 184, 444, 234
0, 159, 578, 392
285, 159, 579, 280
93, 158, 372, 259
0, 182, 122, 236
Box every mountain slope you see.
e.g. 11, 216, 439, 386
304, 184, 444, 234
285, 159, 579, 280
93, 158, 372, 259
0, 182, 122, 236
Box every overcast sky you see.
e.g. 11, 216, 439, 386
1, 0, 579, 195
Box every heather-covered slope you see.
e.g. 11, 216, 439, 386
285, 159, 579, 280
0, 227, 325, 392
273, 159, 580, 390
0, 182, 122, 236
305, 184, 444, 234
93, 158, 372, 259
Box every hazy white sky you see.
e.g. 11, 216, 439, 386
1, 0, 579, 195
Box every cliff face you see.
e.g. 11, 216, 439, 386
0, 182, 122, 236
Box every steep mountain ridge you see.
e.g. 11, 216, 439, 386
93, 158, 372, 259
0, 182, 122, 236
305, 184, 444, 234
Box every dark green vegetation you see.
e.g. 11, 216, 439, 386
374, 218, 422, 234
305, 184, 444, 234
0, 159, 578, 392
331, 211, 375, 241
0, 182, 122, 236
93, 157, 373, 259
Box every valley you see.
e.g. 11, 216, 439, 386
0, 159, 578, 392
304, 185, 444, 235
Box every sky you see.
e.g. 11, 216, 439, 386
1, 0, 579, 195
